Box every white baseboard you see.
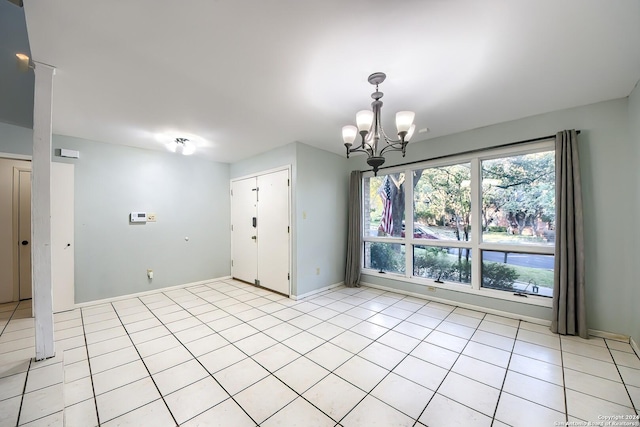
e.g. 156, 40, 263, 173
292, 282, 345, 301
74, 276, 232, 308
361, 281, 550, 326
588, 329, 630, 343
630, 336, 640, 355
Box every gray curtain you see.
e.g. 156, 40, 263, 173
345, 170, 362, 287
551, 130, 587, 338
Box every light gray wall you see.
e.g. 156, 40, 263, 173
0, 122, 32, 156
628, 82, 640, 347
349, 98, 637, 338
295, 143, 349, 296
230, 143, 296, 179
53, 135, 231, 302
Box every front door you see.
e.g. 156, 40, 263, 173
256, 170, 290, 294
231, 177, 258, 284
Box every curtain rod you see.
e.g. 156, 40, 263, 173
360, 130, 581, 173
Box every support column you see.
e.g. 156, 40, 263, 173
32, 61, 56, 361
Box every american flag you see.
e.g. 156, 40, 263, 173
378, 176, 393, 235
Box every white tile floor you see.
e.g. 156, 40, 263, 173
1, 279, 639, 426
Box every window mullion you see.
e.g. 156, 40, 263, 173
470, 158, 482, 290
405, 168, 413, 278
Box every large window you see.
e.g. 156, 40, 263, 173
361, 141, 555, 303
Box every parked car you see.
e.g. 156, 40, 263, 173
401, 223, 439, 239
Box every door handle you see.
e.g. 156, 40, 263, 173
251, 236, 257, 240
252, 217, 257, 228
21, 240, 29, 246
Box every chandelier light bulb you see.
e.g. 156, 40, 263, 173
356, 110, 374, 133
396, 111, 415, 134
342, 125, 357, 145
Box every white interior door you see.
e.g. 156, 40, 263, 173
17, 169, 32, 300
257, 170, 290, 294
231, 177, 258, 284
51, 162, 75, 312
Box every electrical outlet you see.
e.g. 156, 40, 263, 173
427, 286, 436, 292
147, 269, 153, 279
147, 213, 157, 222
316, 267, 320, 275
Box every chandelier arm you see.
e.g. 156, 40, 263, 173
379, 141, 407, 157
378, 124, 405, 146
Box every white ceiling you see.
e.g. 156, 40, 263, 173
22, 0, 640, 164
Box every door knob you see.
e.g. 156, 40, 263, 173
21, 240, 29, 245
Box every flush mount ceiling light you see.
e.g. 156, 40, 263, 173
167, 137, 195, 155
15, 53, 31, 72
342, 72, 416, 175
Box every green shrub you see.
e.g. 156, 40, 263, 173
488, 226, 507, 233
414, 248, 471, 284
482, 262, 518, 290
370, 243, 401, 272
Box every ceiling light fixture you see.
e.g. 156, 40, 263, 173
342, 72, 416, 175
167, 137, 195, 155
16, 53, 31, 72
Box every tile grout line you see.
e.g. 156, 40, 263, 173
0, 301, 21, 337
79, 307, 102, 426
135, 290, 260, 426
181, 282, 352, 425
180, 283, 358, 425
14, 358, 32, 427
489, 319, 523, 426
330, 299, 453, 426
603, 340, 640, 416
410, 310, 489, 426
108, 300, 180, 426
54, 282, 639, 425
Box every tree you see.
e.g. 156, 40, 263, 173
482, 151, 555, 237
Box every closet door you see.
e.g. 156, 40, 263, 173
231, 177, 258, 284
257, 170, 290, 295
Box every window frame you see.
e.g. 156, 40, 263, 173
361, 140, 555, 307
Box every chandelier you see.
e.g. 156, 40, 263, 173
342, 72, 416, 175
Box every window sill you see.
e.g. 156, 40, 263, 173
361, 268, 553, 308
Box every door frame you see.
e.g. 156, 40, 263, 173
13, 165, 32, 301
2, 152, 32, 302
230, 165, 292, 295
1, 152, 75, 310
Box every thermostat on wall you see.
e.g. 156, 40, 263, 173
130, 212, 147, 223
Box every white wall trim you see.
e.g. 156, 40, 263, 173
291, 281, 344, 301
630, 336, 640, 356
0, 152, 31, 161
361, 281, 550, 326
73, 276, 232, 309
587, 329, 630, 343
